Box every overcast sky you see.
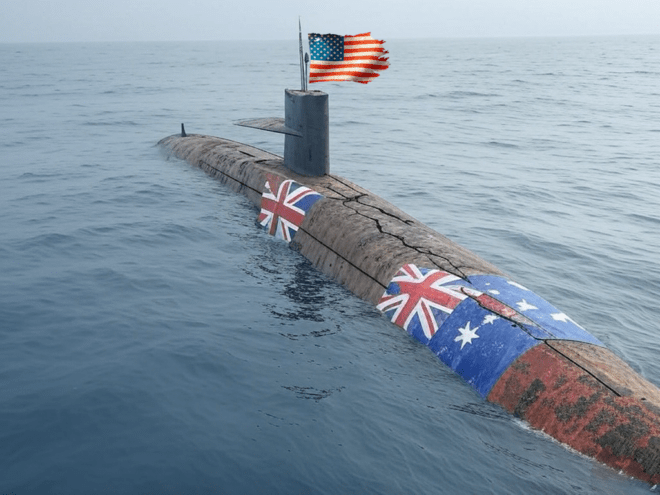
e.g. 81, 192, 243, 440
2, 0, 660, 43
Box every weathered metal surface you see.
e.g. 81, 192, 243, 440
284, 90, 329, 176
296, 183, 506, 304
160, 135, 283, 205
235, 117, 303, 137
159, 133, 505, 304
547, 340, 660, 412
489, 344, 660, 484
158, 132, 660, 484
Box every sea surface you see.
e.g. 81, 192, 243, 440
1, 36, 659, 494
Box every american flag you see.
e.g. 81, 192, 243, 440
377, 264, 467, 343
258, 175, 323, 243
308, 32, 390, 84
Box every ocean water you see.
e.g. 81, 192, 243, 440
1, 36, 659, 494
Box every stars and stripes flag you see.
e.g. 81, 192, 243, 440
308, 32, 390, 84
258, 175, 323, 243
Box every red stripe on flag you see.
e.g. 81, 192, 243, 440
310, 63, 388, 71
309, 72, 382, 80
343, 55, 388, 61
344, 48, 386, 53
344, 40, 385, 46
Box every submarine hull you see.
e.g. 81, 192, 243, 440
159, 133, 660, 484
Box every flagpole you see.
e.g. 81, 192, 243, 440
304, 52, 309, 91
298, 17, 306, 91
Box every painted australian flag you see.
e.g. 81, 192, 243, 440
427, 296, 540, 398
378, 264, 602, 398
258, 174, 323, 243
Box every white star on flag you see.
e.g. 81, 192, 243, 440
482, 314, 499, 325
508, 281, 530, 291
455, 322, 480, 350
516, 299, 538, 312
551, 312, 586, 329
551, 312, 569, 322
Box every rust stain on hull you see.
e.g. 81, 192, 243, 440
489, 344, 660, 484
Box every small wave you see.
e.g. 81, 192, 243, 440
100, 174, 140, 182
626, 212, 660, 226
18, 171, 64, 180
17, 232, 75, 250
279, 326, 341, 340
447, 91, 501, 98
83, 121, 139, 126
79, 225, 117, 236
486, 141, 519, 149
340, 119, 367, 125
447, 402, 508, 420
14, 193, 49, 206
482, 441, 565, 473
159, 222, 212, 240
282, 385, 344, 402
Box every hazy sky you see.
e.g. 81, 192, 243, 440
2, 0, 660, 43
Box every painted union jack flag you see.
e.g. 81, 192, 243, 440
258, 175, 323, 243
376, 264, 468, 344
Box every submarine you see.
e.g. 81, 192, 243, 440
159, 88, 660, 485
